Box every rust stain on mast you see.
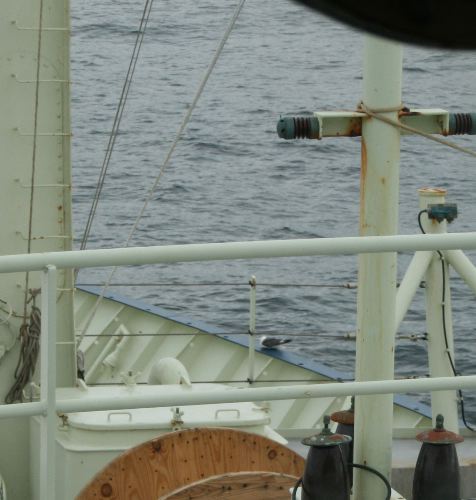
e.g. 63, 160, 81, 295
360, 137, 368, 232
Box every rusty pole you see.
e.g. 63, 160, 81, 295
353, 35, 402, 500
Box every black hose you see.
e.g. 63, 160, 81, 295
291, 462, 391, 500
351, 463, 392, 500
291, 476, 302, 499
418, 209, 476, 432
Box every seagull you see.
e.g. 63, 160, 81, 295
260, 336, 292, 349
148, 357, 192, 387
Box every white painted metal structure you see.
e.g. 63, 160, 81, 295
0, 0, 75, 380
0, 0, 75, 497
0, 242, 473, 497
354, 36, 403, 500
248, 275, 257, 383
419, 188, 459, 432
75, 285, 434, 436
1, 0, 476, 499
1, 232, 476, 272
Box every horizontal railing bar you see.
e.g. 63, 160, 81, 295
0, 401, 46, 418
55, 374, 476, 413
0, 374, 472, 419
85, 375, 428, 386
1, 232, 476, 273
86, 379, 336, 385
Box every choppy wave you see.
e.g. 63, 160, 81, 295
71, 0, 476, 419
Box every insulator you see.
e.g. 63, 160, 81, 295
448, 112, 476, 135
276, 116, 320, 140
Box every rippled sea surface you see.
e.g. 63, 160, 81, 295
71, 0, 476, 419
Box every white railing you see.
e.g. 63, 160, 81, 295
1, 232, 476, 272
1, 232, 476, 498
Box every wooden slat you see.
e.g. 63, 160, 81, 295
76, 428, 305, 499
163, 471, 298, 499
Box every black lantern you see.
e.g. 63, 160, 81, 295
301, 415, 352, 500
413, 414, 464, 500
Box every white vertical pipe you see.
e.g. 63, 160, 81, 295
40, 265, 57, 500
445, 249, 476, 297
248, 276, 257, 383
354, 35, 402, 500
395, 251, 433, 331
419, 188, 459, 432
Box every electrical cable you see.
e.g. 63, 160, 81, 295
439, 249, 476, 432
291, 476, 302, 499
418, 209, 475, 432
290, 461, 391, 500
350, 463, 392, 500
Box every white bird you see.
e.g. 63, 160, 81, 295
260, 336, 292, 349
148, 357, 192, 386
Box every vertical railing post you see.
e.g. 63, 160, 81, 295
419, 188, 459, 432
353, 35, 402, 500
248, 275, 257, 383
40, 265, 57, 500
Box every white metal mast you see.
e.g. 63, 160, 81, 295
0, 0, 74, 496
353, 35, 403, 500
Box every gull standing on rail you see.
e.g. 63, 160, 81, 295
260, 336, 292, 349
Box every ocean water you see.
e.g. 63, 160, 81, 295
71, 0, 476, 420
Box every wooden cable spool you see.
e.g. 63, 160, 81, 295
163, 471, 299, 499
77, 427, 305, 499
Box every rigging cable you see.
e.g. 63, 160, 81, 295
22, 0, 45, 322
418, 209, 475, 431
76, 281, 358, 288
79, 0, 154, 252
5, 0, 45, 403
76, 0, 248, 346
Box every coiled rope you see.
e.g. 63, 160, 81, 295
5, 290, 41, 404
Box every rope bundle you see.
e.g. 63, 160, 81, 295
5, 292, 41, 404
